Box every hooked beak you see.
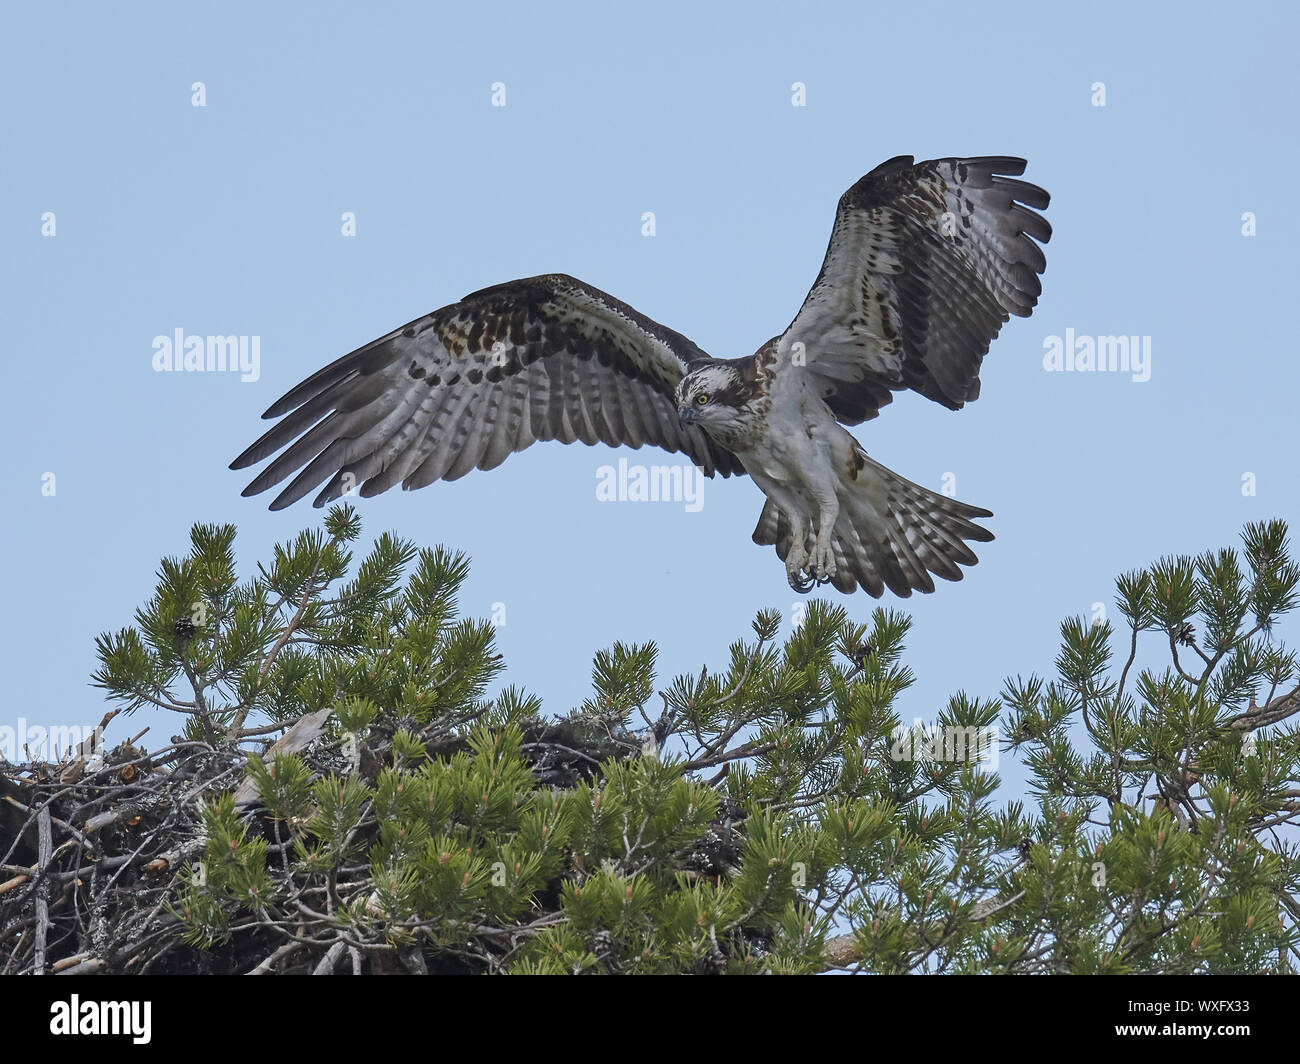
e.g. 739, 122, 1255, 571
678, 404, 698, 425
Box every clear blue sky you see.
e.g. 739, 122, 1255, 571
3, 1, 1297, 759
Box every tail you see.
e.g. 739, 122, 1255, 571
751, 454, 994, 598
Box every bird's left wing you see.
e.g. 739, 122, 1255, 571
775, 155, 1051, 425
231, 273, 744, 510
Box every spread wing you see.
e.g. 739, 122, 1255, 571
775, 155, 1051, 424
231, 273, 745, 510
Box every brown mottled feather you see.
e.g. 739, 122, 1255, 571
231, 274, 745, 509
778, 155, 1051, 425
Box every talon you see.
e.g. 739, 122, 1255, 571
785, 542, 811, 592
807, 541, 836, 586
789, 570, 816, 594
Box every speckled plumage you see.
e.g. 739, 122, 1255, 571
232, 155, 1050, 597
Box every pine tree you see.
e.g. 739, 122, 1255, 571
1, 507, 1297, 974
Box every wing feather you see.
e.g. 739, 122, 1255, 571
775, 156, 1051, 425
231, 274, 745, 509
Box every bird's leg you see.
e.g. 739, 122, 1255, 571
807, 490, 839, 585
784, 512, 813, 592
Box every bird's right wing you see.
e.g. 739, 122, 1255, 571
231, 273, 745, 510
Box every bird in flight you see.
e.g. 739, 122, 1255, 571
232, 155, 1050, 597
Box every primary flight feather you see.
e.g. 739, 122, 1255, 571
231, 154, 1051, 597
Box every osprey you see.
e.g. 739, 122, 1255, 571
232, 155, 1051, 597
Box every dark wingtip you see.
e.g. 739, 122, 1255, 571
978, 155, 1028, 175
263, 396, 299, 420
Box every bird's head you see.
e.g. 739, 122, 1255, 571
675, 365, 752, 437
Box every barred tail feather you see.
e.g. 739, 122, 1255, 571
751, 454, 993, 597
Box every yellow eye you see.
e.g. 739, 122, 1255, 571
695, 393, 709, 405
